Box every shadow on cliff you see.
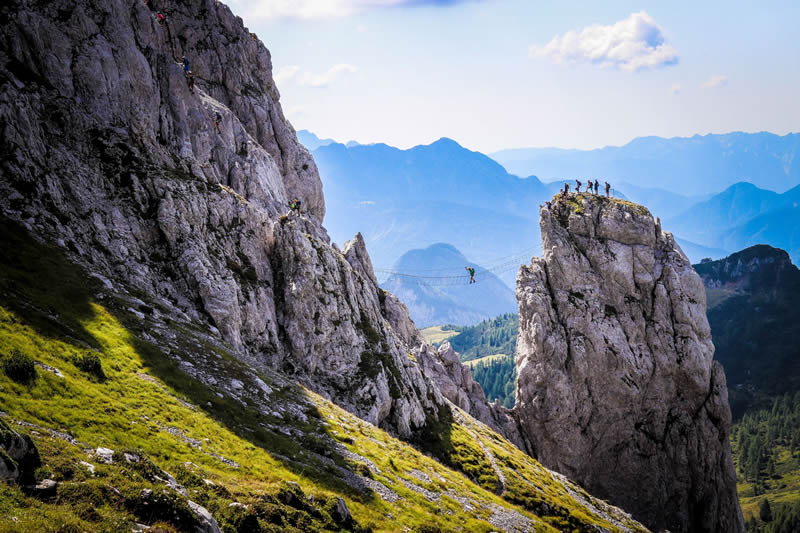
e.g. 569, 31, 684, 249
0, 217, 380, 502
0, 218, 101, 350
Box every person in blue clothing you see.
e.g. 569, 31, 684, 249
182, 56, 190, 72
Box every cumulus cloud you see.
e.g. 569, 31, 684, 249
232, 0, 478, 20
300, 64, 358, 88
529, 11, 679, 72
273, 64, 358, 88
701, 75, 728, 89
274, 65, 301, 84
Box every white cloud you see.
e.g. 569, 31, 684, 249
232, 0, 477, 20
285, 105, 306, 117
359, 200, 376, 205
529, 11, 679, 72
701, 75, 728, 89
299, 64, 358, 88
274, 65, 300, 84
671, 83, 681, 95
273, 64, 358, 89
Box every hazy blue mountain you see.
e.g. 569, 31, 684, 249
721, 204, 800, 265
675, 238, 730, 263
297, 129, 337, 151
665, 183, 800, 263
381, 243, 517, 328
617, 182, 710, 219
298, 130, 361, 150
314, 138, 549, 286
491, 132, 800, 196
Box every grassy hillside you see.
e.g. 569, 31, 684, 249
468, 355, 515, 409
731, 394, 800, 532
0, 220, 646, 533
463, 354, 508, 368
420, 326, 459, 346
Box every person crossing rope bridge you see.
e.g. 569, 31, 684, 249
374, 244, 543, 287
465, 266, 476, 284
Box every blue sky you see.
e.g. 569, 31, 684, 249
227, 0, 800, 152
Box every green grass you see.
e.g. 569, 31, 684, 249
463, 354, 509, 368
0, 219, 646, 532
420, 326, 459, 346
552, 193, 651, 218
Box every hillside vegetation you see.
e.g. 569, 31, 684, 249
0, 221, 647, 532
469, 356, 515, 409
732, 394, 800, 532
693, 246, 800, 417
445, 314, 518, 363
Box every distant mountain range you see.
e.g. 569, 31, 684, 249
491, 131, 800, 196
666, 182, 800, 264
307, 131, 800, 281
381, 243, 516, 327
694, 245, 800, 417
297, 129, 358, 151
313, 137, 548, 287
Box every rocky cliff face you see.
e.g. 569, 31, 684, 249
0, 0, 443, 437
514, 194, 744, 532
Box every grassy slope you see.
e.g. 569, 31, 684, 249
463, 354, 509, 368
419, 326, 459, 346
0, 221, 646, 533
735, 446, 800, 522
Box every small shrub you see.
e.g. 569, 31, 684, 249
73, 352, 106, 380
125, 487, 198, 529
3, 349, 37, 383
173, 463, 205, 489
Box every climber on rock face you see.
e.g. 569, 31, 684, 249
465, 266, 476, 284
214, 112, 222, 132
605, 181, 611, 197
576, 179, 582, 193
186, 71, 194, 93
182, 56, 190, 72
288, 198, 302, 216
157, 12, 165, 25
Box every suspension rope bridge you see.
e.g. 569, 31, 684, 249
374, 244, 543, 287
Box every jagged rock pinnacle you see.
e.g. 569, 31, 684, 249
514, 193, 744, 532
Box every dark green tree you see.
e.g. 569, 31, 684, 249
760, 498, 773, 522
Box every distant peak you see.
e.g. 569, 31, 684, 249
428, 137, 463, 149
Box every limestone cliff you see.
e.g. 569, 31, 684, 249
514, 194, 744, 532
0, 0, 442, 436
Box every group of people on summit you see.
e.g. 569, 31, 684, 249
561, 179, 611, 197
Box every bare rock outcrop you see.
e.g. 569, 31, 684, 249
0, 0, 442, 437
514, 194, 744, 532
417, 342, 529, 452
